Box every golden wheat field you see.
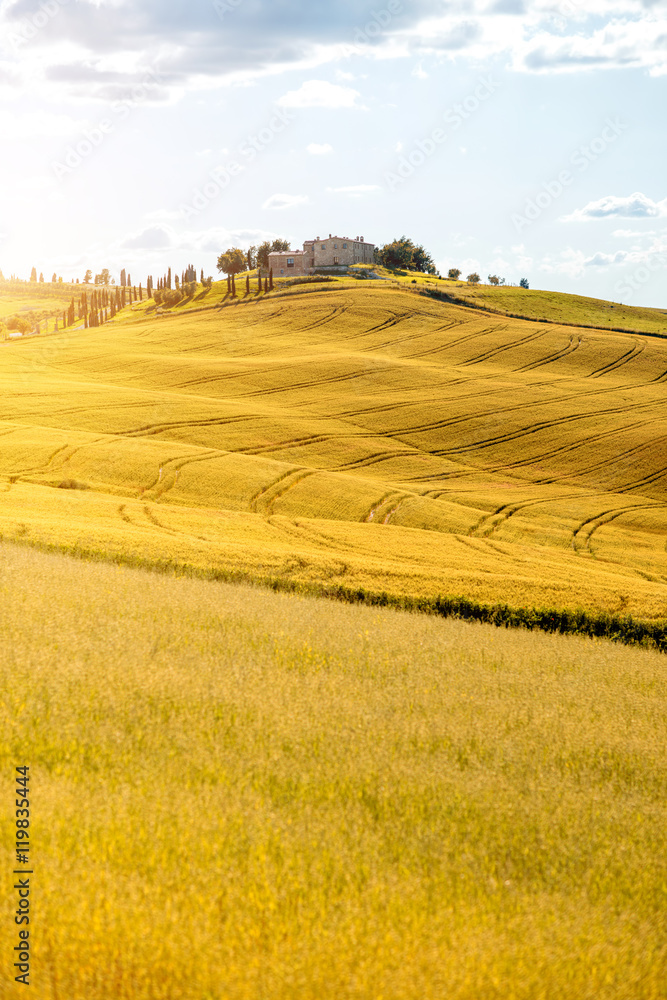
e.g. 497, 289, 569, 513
0, 542, 666, 1000
1, 282, 667, 619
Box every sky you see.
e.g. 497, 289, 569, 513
0, 0, 666, 306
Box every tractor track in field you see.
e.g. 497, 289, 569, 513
423, 397, 665, 459
248, 468, 320, 515
294, 305, 349, 332
142, 449, 223, 501
119, 414, 253, 439
572, 502, 666, 555
364, 491, 406, 524
529, 427, 667, 486
460, 329, 546, 366
335, 448, 423, 473
118, 502, 210, 543
232, 365, 393, 399
512, 334, 582, 372
404, 324, 501, 360
589, 339, 646, 378
266, 516, 346, 553
470, 492, 587, 538
616, 456, 667, 494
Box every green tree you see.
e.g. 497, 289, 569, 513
84, 269, 92, 284
411, 244, 436, 274
377, 237, 415, 270
256, 239, 290, 271
51, 272, 57, 283
488, 275, 501, 285
448, 268, 462, 281
467, 273, 480, 284
39, 272, 44, 282
217, 248, 247, 276
30, 267, 37, 282
99, 268, 111, 286
520, 278, 530, 289
247, 245, 257, 270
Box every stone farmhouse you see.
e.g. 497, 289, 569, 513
268, 234, 375, 276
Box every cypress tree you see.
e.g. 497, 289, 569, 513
139, 283, 143, 301
258, 272, 262, 293
120, 268, 126, 287
167, 267, 171, 289
269, 268, 274, 291
246, 275, 250, 295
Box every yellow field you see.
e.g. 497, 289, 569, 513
1, 282, 667, 622
1, 542, 666, 999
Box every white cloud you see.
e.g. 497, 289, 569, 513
262, 193, 309, 210
326, 184, 381, 196
276, 79, 366, 109
307, 142, 333, 155
564, 193, 667, 221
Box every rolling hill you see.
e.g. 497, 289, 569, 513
1, 279, 667, 624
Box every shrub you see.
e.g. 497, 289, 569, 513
58, 479, 88, 490
6, 315, 32, 333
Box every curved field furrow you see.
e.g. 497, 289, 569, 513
120, 415, 253, 439
513, 335, 581, 372
364, 491, 405, 523
429, 397, 664, 458
616, 460, 667, 494
460, 329, 545, 366
294, 305, 349, 332
589, 340, 645, 378
471, 491, 589, 538
404, 324, 500, 360
265, 469, 319, 516
142, 449, 221, 499
530, 428, 667, 485
336, 448, 422, 472
572, 503, 666, 554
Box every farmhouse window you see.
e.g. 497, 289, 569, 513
333, 256, 340, 264
287, 258, 295, 267
342, 243, 347, 248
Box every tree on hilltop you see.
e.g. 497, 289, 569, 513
217, 248, 247, 276
377, 237, 435, 273
30, 267, 37, 282
256, 239, 290, 271
84, 269, 92, 284
448, 268, 462, 280
520, 278, 530, 289
467, 273, 480, 284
